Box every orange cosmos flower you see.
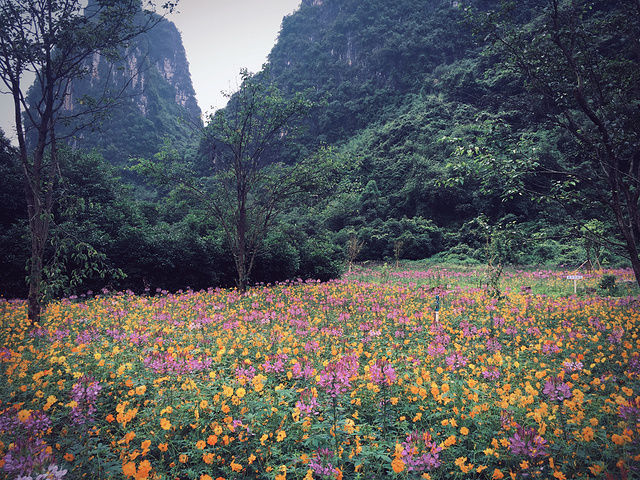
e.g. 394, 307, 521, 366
443, 435, 456, 447
122, 462, 136, 478
160, 418, 171, 430
136, 460, 151, 479
492, 469, 505, 479
582, 426, 594, 442
391, 457, 405, 473
230, 459, 242, 472
141, 440, 151, 455
612, 434, 626, 445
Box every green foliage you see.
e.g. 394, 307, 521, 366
599, 275, 617, 296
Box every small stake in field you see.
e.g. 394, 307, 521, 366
567, 274, 584, 294
433, 294, 440, 324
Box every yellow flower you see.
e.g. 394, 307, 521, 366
160, 418, 172, 430
122, 461, 136, 478
236, 387, 246, 398
222, 385, 234, 397
230, 459, 242, 472
455, 457, 473, 473
460, 427, 469, 435
141, 439, 151, 455
276, 430, 287, 442
443, 435, 456, 447
582, 426, 594, 442
391, 457, 405, 473
492, 468, 505, 479
612, 434, 626, 445
18, 409, 31, 422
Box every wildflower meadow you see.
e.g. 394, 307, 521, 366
1, 266, 640, 479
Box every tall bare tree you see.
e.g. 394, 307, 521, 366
0, 0, 177, 323
136, 68, 340, 292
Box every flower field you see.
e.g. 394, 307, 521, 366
1, 268, 640, 479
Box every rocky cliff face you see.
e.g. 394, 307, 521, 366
60, 16, 201, 168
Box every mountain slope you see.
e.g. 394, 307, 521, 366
59, 16, 202, 169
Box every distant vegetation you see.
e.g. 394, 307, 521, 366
1, 0, 638, 301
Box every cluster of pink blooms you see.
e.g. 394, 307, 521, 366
507, 424, 548, 458
317, 354, 359, 397
542, 375, 573, 402
308, 448, 340, 479
0, 406, 66, 479
400, 431, 442, 472
295, 389, 320, 415
70, 375, 102, 426
143, 351, 213, 374
369, 359, 397, 386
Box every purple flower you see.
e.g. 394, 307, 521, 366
0, 407, 62, 479
486, 337, 502, 352
292, 359, 315, 380
70, 375, 102, 426
482, 366, 500, 380
627, 355, 640, 377
608, 326, 624, 345
400, 431, 442, 472
427, 342, 446, 357
308, 449, 340, 478
296, 389, 320, 415
562, 359, 583, 373
543, 375, 573, 402
262, 353, 289, 374
619, 396, 640, 426
369, 359, 397, 386
508, 424, 548, 458
317, 355, 359, 398
445, 352, 468, 372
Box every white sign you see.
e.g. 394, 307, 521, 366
567, 275, 584, 280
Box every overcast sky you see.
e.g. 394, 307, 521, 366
0, 0, 301, 144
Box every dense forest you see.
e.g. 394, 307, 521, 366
1, 0, 638, 301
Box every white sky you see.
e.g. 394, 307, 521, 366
0, 0, 301, 143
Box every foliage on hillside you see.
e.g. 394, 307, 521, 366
1, 0, 636, 298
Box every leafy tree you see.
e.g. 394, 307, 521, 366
464, 0, 640, 284
136, 69, 342, 292
0, 0, 177, 323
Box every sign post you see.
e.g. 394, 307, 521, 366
567, 275, 584, 294
434, 295, 440, 324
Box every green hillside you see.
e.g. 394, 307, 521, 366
1, 0, 638, 298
